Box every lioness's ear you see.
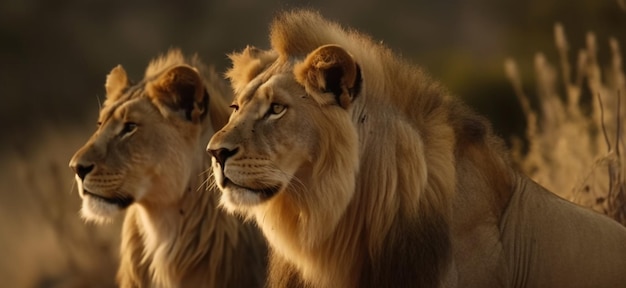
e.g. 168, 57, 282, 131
147, 65, 207, 123
105, 65, 129, 99
294, 44, 362, 109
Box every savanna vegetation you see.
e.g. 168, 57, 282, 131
507, 24, 625, 225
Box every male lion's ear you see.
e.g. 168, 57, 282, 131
294, 44, 362, 109
147, 65, 207, 123
105, 65, 129, 99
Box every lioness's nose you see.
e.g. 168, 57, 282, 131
69, 160, 95, 180
209, 148, 239, 168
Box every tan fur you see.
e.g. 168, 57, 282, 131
209, 11, 453, 287
226, 45, 278, 95
208, 10, 626, 288
69, 50, 267, 288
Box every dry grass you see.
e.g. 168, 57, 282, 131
505, 24, 626, 225
0, 125, 121, 288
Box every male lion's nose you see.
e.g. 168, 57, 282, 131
70, 161, 95, 180
209, 148, 239, 168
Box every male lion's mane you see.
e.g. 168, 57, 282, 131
218, 10, 626, 287
222, 9, 626, 288
225, 10, 509, 287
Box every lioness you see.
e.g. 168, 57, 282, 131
69, 50, 267, 288
207, 10, 626, 288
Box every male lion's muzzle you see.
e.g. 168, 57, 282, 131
209, 147, 239, 169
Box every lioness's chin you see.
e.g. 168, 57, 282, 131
80, 191, 133, 224
220, 180, 282, 210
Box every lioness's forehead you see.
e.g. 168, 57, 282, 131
99, 83, 148, 123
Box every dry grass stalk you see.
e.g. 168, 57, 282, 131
505, 23, 626, 225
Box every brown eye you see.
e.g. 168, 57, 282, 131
270, 103, 286, 115
266, 103, 287, 120
120, 122, 137, 136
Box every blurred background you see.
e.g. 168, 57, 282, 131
1, 1, 624, 287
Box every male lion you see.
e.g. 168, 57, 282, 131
69, 50, 267, 288
207, 10, 626, 288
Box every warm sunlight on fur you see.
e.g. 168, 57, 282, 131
69, 50, 266, 288
208, 10, 626, 287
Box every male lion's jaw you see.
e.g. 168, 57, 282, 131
212, 161, 282, 209
219, 186, 280, 215
220, 178, 282, 209
227, 178, 281, 197
220, 184, 262, 211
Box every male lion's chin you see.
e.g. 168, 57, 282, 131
220, 180, 282, 211
80, 191, 134, 224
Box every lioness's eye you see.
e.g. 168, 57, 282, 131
120, 122, 137, 135
270, 103, 286, 115
230, 104, 239, 112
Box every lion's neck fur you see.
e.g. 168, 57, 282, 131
118, 58, 250, 287
121, 122, 243, 287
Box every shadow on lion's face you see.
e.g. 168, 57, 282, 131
70, 64, 205, 224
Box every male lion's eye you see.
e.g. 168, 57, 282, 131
270, 103, 286, 115
120, 122, 137, 136
230, 104, 239, 112
266, 103, 287, 120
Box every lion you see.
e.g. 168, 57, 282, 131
207, 10, 626, 288
69, 49, 267, 288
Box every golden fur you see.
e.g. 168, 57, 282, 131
208, 10, 626, 288
69, 50, 267, 287
209, 11, 454, 287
